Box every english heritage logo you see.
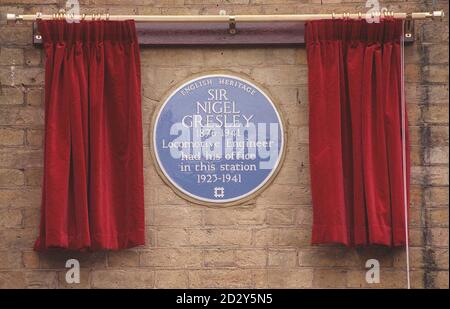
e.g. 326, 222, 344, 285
152, 73, 286, 205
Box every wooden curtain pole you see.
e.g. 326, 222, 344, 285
5, 10, 445, 22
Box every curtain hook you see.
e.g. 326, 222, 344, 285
358, 12, 362, 19
331, 12, 335, 20
57, 8, 65, 21
106, 13, 110, 21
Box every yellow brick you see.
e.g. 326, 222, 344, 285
0, 87, 23, 105
0, 169, 25, 186
140, 248, 202, 268
189, 228, 252, 246
0, 128, 24, 146
313, 269, 347, 288
204, 249, 235, 267
91, 270, 154, 288
155, 270, 188, 288
108, 251, 139, 267
189, 269, 254, 288
268, 249, 297, 267
267, 268, 313, 288
157, 228, 189, 246
0, 47, 24, 66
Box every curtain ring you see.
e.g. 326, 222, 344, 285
81, 13, 85, 21
106, 13, 110, 21
331, 12, 336, 20
358, 12, 362, 19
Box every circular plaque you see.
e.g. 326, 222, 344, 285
152, 73, 285, 205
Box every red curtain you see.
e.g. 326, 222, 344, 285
306, 19, 410, 247
34, 20, 145, 251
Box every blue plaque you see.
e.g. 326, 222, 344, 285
152, 73, 285, 205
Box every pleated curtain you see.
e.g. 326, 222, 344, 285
306, 19, 410, 247
35, 20, 145, 251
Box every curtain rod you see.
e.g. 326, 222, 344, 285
5, 10, 445, 22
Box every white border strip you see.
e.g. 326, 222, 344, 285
401, 21, 411, 289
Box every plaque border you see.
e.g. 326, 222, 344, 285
150, 70, 288, 207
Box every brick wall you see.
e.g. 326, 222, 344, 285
0, 0, 448, 288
